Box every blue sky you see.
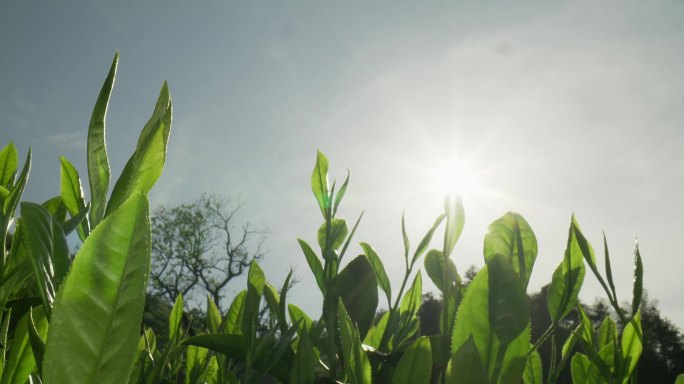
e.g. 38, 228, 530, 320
2, 1, 684, 327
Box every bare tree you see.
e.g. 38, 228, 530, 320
149, 194, 265, 312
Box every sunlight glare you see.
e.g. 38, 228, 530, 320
427, 157, 484, 203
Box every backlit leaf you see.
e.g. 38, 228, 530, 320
311, 150, 329, 218
87, 52, 117, 228
105, 83, 172, 217
43, 193, 151, 384
360, 242, 391, 306
392, 336, 432, 384
483, 212, 537, 286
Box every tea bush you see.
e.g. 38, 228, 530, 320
1, 54, 676, 383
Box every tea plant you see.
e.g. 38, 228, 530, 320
1, 53, 675, 383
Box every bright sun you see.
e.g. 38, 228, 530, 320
425, 157, 484, 202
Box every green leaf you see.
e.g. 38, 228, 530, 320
443, 195, 464, 258
424, 249, 458, 292
59, 156, 89, 240
87, 52, 117, 228
483, 212, 537, 286
0, 142, 18, 188
206, 296, 222, 333
401, 212, 410, 265
183, 334, 293, 382
288, 304, 315, 338
487, 254, 530, 346
546, 219, 586, 322
105, 82, 172, 217
451, 265, 530, 383
185, 345, 216, 384
20, 202, 70, 314
297, 239, 325, 293
363, 310, 388, 348
43, 193, 151, 384
449, 335, 489, 384
169, 294, 184, 342
392, 336, 432, 384
241, 261, 265, 346
333, 170, 350, 217
522, 348, 542, 384
337, 299, 372, 384
27, 308, 46, 376
675, 374, 684, 384
399, 273, 422, 317
224, 290, 246, 335
596, 317, 617, 351
0, 306, 48, 384
317, 218, 348, 252
360, 242, 391, 307
621, 311, 642, 379
311, 150, 330, 218
0, 309, 11, 375
290, 327, 316, 384
571, 353, 601, 384
252, 325, 299, 382
278, 270, 294, 333
40, 196, 67, 223
413, 214, 446, 266
632, 242, 643, 315
330, 255, 378, 340
3, 149, 30, 220
603, 234, 617, 302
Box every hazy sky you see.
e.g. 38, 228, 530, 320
2, 1, 684, 328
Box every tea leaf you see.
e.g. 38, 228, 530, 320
87, 52, 117, 228
424, 249, 458, 292
288, 304, 314, 337
330, 255, 378, 340
206, 296, 222, 333
632, 241, 643, 315
43, 193, 150, 384
337, 300, 372, 384
3, 149, 30, 220
27, 308, 46, 376
621, 311, 642, 379
59, 156, 89, 240
106, 82, 172, 217
401, 212, 410, 264
224, 290, 246, 335
0, 142, 18, 188
317, 218, 348, 252
333, 170, 349, 217
443, 195, 464, 258
298, 239, 325, 293
392, 336, 432, 384
20, 202, 70, 314
360, 242, 391, 306
413, 214, 446, 266
169, 294, 184, 342
523, 348, 542, 384
603, 233, 617, 302
488, 254, 530, 346
311, 150, 330, 218
242, 261, 266, 347
0, 307, 48, 384
547, 219, 585, 322
571, 353, 601, 384
290, 327, 316, 384
483, 212, 537, 286
451, 265, 530, 382
449, 335, 489, 384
